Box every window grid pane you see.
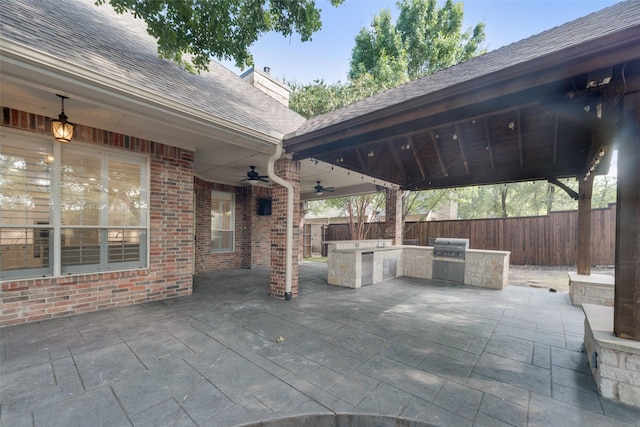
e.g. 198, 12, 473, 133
107, 228, 143, 263
0, 144, 52, 225
0, 226, 53, 276
1, 136, 149, 279
61, 152, 102, 226
211, 191, 234, 252
109, 161, 144, 226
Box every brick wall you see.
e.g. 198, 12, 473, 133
270, 158, 300, 298
1, 107, 194, 327
193, 179, 272, 274
384, 188, 403, 245
194, 178, 245, 272
249, 186, 272, 268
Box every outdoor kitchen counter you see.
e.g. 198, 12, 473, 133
328, 244, 510, 290
331, 246, 399, 253
327, 245, 403, 288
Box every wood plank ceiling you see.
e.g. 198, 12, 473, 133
284, 10, 640, 192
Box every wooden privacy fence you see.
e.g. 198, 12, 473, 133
323, 204, 616, 266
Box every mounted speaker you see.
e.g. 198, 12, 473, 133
257, 198, 272, 216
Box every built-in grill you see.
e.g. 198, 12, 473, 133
433, 238, 469, 260
432, 238, 469, 283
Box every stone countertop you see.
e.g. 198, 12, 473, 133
583, 303, 640, 354
466, 248, 511, 255
332, 246, 403, 254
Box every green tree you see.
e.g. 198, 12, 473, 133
351, 0, 485, 81
290, 0, 484, 119
454, 176, 616, 220
349, 9, 409, 82
306, 193, 385, 240
289, 71, 406, 119
95, 0, 343, 72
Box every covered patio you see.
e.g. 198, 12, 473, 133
1, 263, 639, 426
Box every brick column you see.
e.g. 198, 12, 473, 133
270, 157, 300, 298
384, 188, 403, 245
240, 186, 252, 269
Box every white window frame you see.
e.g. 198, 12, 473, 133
0, 128, 150, 280
210, 190, 235, 253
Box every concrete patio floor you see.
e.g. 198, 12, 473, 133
1, 262, 639, 427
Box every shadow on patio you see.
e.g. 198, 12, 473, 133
1, 262, 639, 426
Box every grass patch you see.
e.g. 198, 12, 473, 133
304, 256, 327, 263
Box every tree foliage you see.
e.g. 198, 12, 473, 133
349, 9, 409, 82
289, 0, 484, 119
288, 71, 406, 119
397, 0, 485, 78
350, 0, 485, 81
95, 0, 343, 72
451, 176, 617, 220
307, 193, 385, 240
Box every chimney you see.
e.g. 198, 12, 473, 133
240, 66, 290, 107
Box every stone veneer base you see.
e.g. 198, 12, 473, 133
569, 272, 615, 307
327, 244, 509, 290
583, 303, 640, 408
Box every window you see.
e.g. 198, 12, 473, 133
211, 191, 234, 252
0, 130, 149, 280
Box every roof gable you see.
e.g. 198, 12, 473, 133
0, 0, 305, 137
290, 0, 640, 138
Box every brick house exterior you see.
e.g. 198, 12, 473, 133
194, 177, 272, 274
0, 0, 316, 327
1, 108, 194, 325
0, 0, 402, 327
0, 107, 299, 326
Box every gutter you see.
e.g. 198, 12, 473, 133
267, 140, 294, 300
0, 39, 283, 150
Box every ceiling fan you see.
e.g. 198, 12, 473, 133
241, 166, 269, 185
314, 181, 335, 195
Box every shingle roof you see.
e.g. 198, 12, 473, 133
0, 0, 306, 137
291, 0, 640, 137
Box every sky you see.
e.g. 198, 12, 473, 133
221, 0, 620, 84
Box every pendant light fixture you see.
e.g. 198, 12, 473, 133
51, 94, 74, 143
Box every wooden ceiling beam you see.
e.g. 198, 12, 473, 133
289, 99, 543, 160
408, 135, 428, 180
387, 141, 408, 183
553, 115, 558, 165
368, 145, 384, 172
355, 148, 367, 172
516, 109, 524, 167
549, 178, 579, 200
454, 124, 470, 175
430, 130, 448, 177
483, 118, 496, 170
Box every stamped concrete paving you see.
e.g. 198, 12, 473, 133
1, 262, 639, 426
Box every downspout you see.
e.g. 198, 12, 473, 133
267, 140, 294, 300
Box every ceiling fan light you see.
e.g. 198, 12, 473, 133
315, 190, 323, 195
248, 179, 258, 185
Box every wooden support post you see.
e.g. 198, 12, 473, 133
614, 90, 640, 341
577, 174, 593, 275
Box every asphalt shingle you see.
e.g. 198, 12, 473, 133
291, 0, 640, 138
0, 0, 305, 137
